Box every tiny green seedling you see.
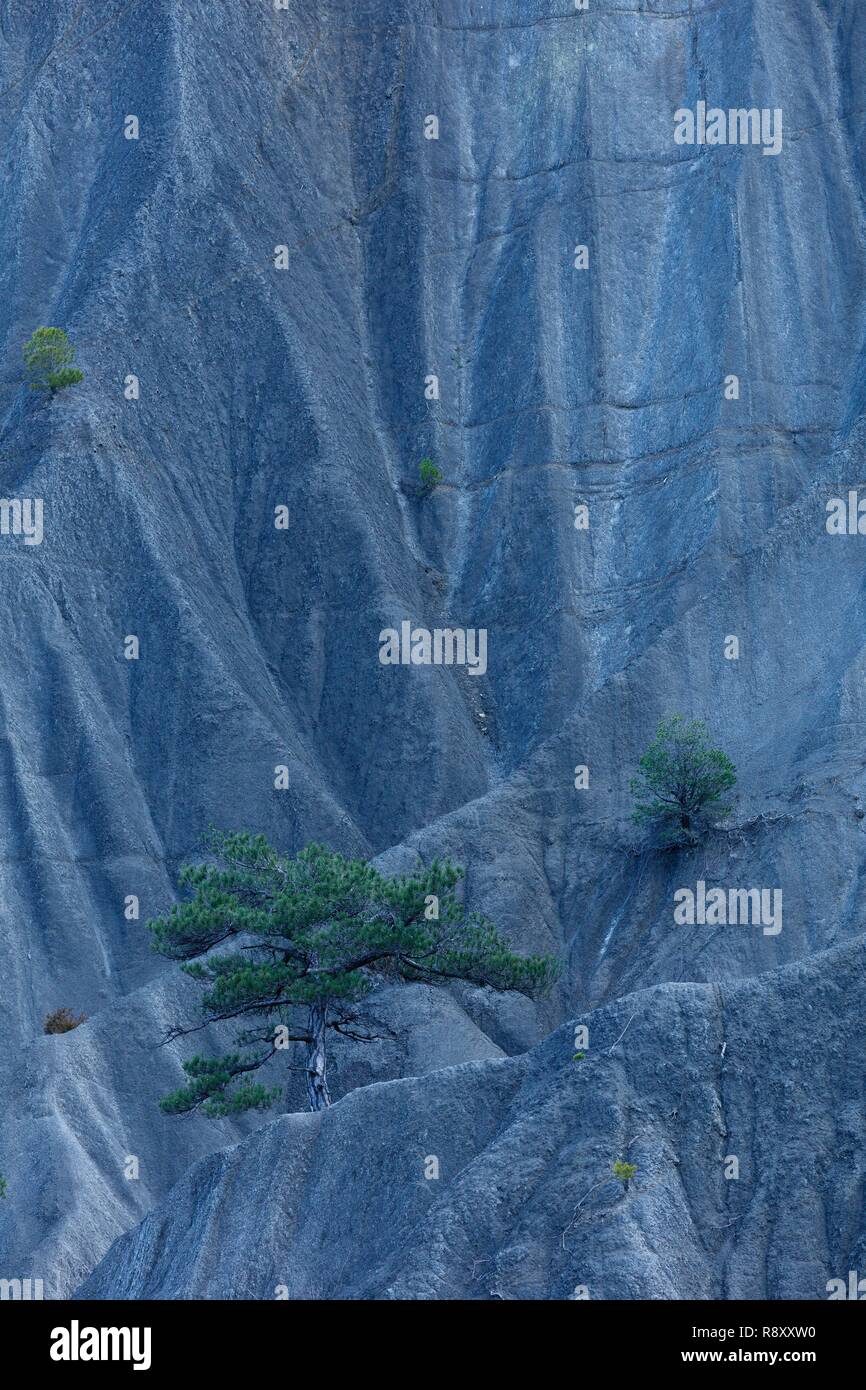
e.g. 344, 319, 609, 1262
612, 1159, 638, 1190
418, 457, 443, 496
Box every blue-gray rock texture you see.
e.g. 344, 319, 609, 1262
0, 0, 864, 1299
77, 942, 866, 1300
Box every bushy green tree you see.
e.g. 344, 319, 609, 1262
22, 327, 84, 393
418, 457, 443, 496
612, 1159, 637, 1191
150, 831, 559, 1114
0, 1174, 7, 1199
630, 716, 735, 838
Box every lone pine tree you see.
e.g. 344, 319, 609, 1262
630, 715, 736, 838
151, 830, 559, 1114
22, 327, 84, 394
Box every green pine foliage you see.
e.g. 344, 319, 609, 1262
22, 327, 84, 393
630, 715, 736, 838
158, 1056, 281, 1118
612, 1159, 637, 1186
151, 830, 559, 1116
418, 457, 443, 495
0, 1174, 7, 1199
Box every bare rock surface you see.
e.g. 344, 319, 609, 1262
0, 0, 864, 1297
79, 937, 866, 1300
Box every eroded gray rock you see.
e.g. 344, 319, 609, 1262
77, 937, 866, 1300
1, 0, 864, 1297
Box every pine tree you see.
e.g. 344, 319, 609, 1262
150, 830, 559, 1114
22, 327, 84, 393
418, 457, 443, 495
612, 1159, 637, 1192
630, 715, 736, 838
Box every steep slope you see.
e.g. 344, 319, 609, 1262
78, 936, 866, 1301
1, 0, 865, 1296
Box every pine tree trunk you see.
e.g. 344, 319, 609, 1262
305, 1002, 331, 1111
680, 811, 691, 830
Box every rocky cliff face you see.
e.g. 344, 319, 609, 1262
79, 940, 866, 1301
1, 0, 864, 1299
